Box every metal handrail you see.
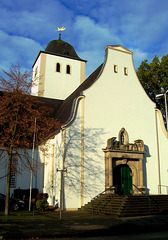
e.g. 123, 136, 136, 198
132, 184, 151, 214
91, 184, 153, 219
91, 186, 114, 219
158, 185, 168, 194
91, 186, 113, 201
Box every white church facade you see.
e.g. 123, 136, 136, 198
1, 38, 168, 210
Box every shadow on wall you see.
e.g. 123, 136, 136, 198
0, 148, 42, 195
64, 117, 107, 201
40, 140, 62, 207
144, 144, 151, 194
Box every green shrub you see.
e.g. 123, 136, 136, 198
36, 199, 49, 211
37, 193, 48, 200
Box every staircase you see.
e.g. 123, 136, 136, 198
79, 194, 168, 217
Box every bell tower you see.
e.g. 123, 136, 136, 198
31, 36, 86, 100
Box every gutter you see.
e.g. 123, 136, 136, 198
61, 95, 85, 130
155, 108, 161, 193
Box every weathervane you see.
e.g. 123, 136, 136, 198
57, 26, 66, 40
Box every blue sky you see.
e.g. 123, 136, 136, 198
0, 0, 168, 77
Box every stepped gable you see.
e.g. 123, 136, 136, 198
57, 63, 103, 126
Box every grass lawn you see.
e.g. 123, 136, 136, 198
0, 209, 97, 221
0, 210, 120, 239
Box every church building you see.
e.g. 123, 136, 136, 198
1, 36, 168, 210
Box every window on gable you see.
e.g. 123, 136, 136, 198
124, 67, 128, 76
66, 65, 71, 74
56, 63, 61, 72
114, 65, 118, 73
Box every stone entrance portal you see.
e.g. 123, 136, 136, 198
103, 128, 146, 195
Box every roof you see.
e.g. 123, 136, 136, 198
0, 91, 64, 122
46, 40, 80, 58
105, 45, 133, 55
0, 91, 64, 148
32, 39, 87, 68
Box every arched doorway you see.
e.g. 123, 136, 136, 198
113, 164, 132, 195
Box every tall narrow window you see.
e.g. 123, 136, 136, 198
66, 65, 71, 74
56, 63, 61, 72
114, 65, 118, 73
120, 131, 125, 144
124, 67, 128, 76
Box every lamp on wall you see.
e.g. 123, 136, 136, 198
156, 90, 168, 132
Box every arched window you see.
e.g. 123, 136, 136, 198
66, 65, 71, 74
120, 131, 125, 144
114, 65, 118, 73
56, 63, 61, 72
124, 67, 128, 76
119, 128, 129, 145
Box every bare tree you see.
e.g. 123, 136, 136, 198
0, 64, 60, 216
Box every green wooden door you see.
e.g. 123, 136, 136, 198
121, 165, 132, 195
113, 165, 132, 195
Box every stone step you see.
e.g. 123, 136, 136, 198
79, 194, 168, 217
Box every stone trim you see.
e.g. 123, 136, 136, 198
103, 129, 146, 195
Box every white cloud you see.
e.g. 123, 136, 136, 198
73, 16, 121, 50
0, 0, 168, 77
118, 1, 168, 49
129, 48, 148, 69
73, 15, 123, 76
0, 30, 42, 74
79, 49, 105, 78
0, 0, 73, 44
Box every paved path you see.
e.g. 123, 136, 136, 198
73, 231, 168, 240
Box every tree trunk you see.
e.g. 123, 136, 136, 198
4, 105, 18, 217
4, 152, 12, 216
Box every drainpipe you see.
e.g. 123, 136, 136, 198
155, 108, 161, 194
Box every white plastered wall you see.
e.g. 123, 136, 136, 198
31, 56, 41, 96
0, 148, 44, 197
40, 133, 62, 207
63, 109, 82, 210
40, 125, 82, 209
31, 52, 85, 100
155, 110, 168, 194
30, 45, 168, 210
44, 55, 84, 99
82, 46, 161, 204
